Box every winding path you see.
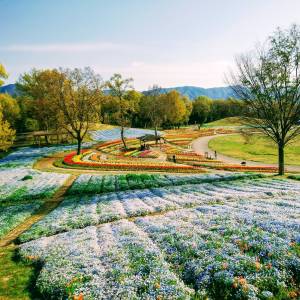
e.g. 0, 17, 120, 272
192, 134, 300, 173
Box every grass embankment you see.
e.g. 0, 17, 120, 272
204, 117, 245, 127
0, 246, 40, 300
209, 134, 300, 165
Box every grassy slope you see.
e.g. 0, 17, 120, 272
209, 134, 300, 165
0, 246, 40, 300
204, 117, 244, 127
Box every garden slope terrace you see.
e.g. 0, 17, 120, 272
17, 176, 300, 299
0, 175, 77, 247
33, 151, 208, 175
192, 134, 300, 172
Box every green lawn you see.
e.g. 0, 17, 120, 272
0, 246, 40, 300
209, 134, 300, 165
203, 117, 245, 128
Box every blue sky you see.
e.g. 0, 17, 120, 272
1, 0, 300, 89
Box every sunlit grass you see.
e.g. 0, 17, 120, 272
204, 117, 245, 127
209, 133, 300, 165
0, 245, 40, 300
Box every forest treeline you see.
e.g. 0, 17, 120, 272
0, 67, 244, 135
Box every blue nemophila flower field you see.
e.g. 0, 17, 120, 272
90, 128, 162, 141
19, 176, 300, 299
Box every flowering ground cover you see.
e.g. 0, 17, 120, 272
19, 174, 268, 241
90, 128, 162, 141
0, 146, 72, 241
66, 173, 263, 195
97, 139, 160, 158
0, 168, 69, 204
164, 128, 236, 148
193, 162, 279, 173
0, 145, 77, 168
0, 167, 69, 241
63, 150, 203, 172
0, 202, 42, 238
18, 176, 300, 299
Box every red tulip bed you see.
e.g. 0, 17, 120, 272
97, 139, 160, 158
164, 128, 236, 148
63, 151, 203, 173
168, 153, 223, 163
193, 162, 278, 173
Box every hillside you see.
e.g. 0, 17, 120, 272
1, 83, 236, 100
158, 86, 236, 99
0, 84, 17, 95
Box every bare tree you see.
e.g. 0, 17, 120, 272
227, 24, 300, 175
106, 74, 133, 149
141, 85, 164, 143
56, 67, 103, 154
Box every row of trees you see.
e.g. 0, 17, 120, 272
1, 24, 299, 174
0, 66, 243, 153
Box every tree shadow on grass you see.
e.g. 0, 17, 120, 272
0, 245, 43, 300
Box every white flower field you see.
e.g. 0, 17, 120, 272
0, 145, 300, 299
17, 175, 300, 299
0, 146, 71, 238
90, 128, 163, 141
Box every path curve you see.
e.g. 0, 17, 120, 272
192, 134, 300, 173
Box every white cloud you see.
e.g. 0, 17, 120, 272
0, 42, 128, 52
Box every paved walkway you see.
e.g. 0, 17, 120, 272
192, 134, 300, 173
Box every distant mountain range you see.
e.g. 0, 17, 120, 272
156, 86, 236, 100
0, 84, 236, 100
0, 84, 17, 95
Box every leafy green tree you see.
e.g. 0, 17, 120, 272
0, 93, 20, 128
160, 91, 187, 128
181, 96, 193, 125
0, 65, 16, 151
190, 96, 212, 128
228, 24, 300, 175
0, 110, 15, 151
106, 74, 133, 149
140, 85, 164, 142
55, 67, 103, 154
17, 69, 63, 137
0, 64, 8, 87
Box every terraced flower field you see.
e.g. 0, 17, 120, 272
0, 146, 72, 239
17, 175, 300, 299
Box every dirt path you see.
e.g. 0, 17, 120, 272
0, 175, 77, 248
192, 134, 300, 172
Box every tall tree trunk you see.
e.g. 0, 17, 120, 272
278, 143, 284, 175
154, 126, 158, 144
77, 135, 82, 155
121, 126, 127, 149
